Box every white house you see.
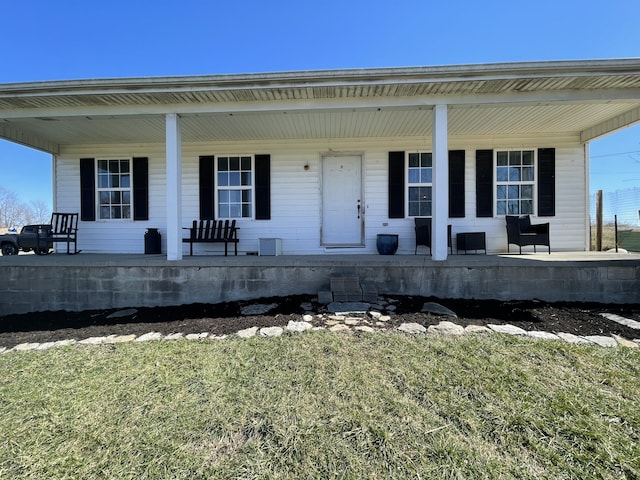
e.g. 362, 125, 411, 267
1, 59, 639, 260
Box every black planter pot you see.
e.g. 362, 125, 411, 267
376, 234, 399, 255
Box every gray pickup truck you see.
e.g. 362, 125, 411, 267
0, 224, 53, 255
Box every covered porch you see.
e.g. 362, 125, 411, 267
1, 59, 640, 260
1, 251, 638, 315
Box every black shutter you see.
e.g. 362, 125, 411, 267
476, 150, 493, 217
199, 155, 216, 220
132, 157, 149, 221
448, 150, 465, 218
388, 151, 405, 218
255, 154, 271, 220
538, 148, 555, 217
80, 158, 95, 221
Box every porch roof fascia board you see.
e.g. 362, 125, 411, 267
2, 87, 639, 121
2, 58, 639, 96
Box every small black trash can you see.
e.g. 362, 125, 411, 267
144, 228, 161, 254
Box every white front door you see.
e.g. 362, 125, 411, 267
321, 155, 363, 246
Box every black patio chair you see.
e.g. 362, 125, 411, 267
414, 217, 431, 254
414, 218, 452, 255
505, 215, 550, 254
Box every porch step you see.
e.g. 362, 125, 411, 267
361, 283, 378, 303
318, 276, 378, 304
330, 275, 360, 293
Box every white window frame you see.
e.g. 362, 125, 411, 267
495, 149, 536, 216
407, 152, 433, 217
216, 155, 254, 219
96, 158, 133, 221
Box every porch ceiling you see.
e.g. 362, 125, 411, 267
1, 59, 639, 153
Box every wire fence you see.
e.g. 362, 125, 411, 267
589, 187, 640, 227
589, 187, 640, 251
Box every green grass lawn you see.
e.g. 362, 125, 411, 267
1, 332, 638, 479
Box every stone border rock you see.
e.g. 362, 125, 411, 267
2, 305, 639, 355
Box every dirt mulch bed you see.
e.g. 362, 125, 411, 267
1, 295, 639, 349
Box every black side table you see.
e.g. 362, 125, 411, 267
456, 232, 486, 254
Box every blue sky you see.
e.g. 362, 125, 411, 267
1, 0, 639, 208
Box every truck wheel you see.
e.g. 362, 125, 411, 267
1, 243, 18, 256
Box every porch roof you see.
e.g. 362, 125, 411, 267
1, 58, 639, 153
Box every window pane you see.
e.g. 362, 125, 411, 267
521, 185, 533, 199
110, 191, 121, 204
408, 169, 420, 184
99, 191, 110, 204
121, 174, 130, 188
229, 204, 241, 218
507, 200, 519, 214
522, 167, 534, 181
241, 172, 252, 186
497, 201, 506, 215
408, 187, 419, 201
421, 187, 432, 201
522, 151, 534, 165
508, 185, 519, 199
497, 151, 508, 166
421, 168, 432, 183
421, 153, 432, 167
420, 202, 432, 216
497, 185, 506, 199
242, 204, 252, 217
497, 166, 508, 182
111, 175, 120, 188
111, 206, 122, 218
98, 175, 109, 188
229, 157, 240, 170
509, 167, 521, 182
122, 206, 131, 219
509, 151, 521, 165
122, 191, 131, 204
100, 206, 111, 219
218, 204, 230, 218
521, 200, 533, 214
229, 172, 240, 186
109, 160, 120, 173
409, 153, 419, 168
408, 203, 419, 216
230, 190, 241, 202
241, 156, 251, 170
218, 157, 228, 171
242, 190, 251, 202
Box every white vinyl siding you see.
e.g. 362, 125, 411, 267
56, 138, 588, 255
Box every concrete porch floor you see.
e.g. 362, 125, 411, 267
1, 251, 639, 315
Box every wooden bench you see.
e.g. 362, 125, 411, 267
182, 219, 239, 256
37, 212, 80, 254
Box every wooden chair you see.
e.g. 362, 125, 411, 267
505, 215, 550, 254
36, 212, 80, 254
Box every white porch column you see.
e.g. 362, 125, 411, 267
432, 104, 449, 261
166, 113, 183, 261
